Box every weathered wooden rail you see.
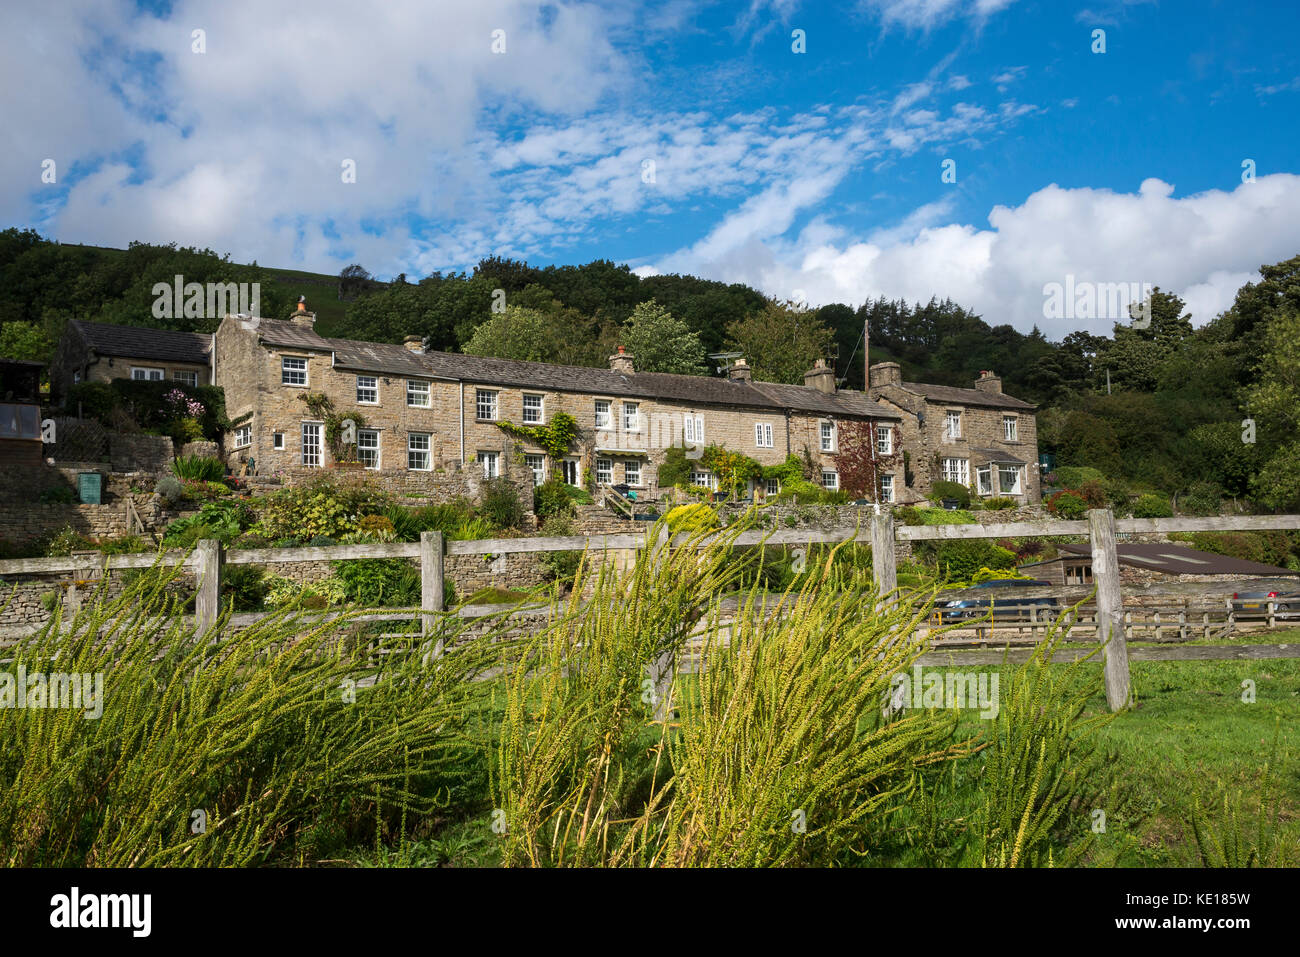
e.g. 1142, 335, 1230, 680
2, 511, 1299, 711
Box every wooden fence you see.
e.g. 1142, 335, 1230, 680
2, 510, 1299, 712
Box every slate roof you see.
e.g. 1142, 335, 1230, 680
899, 381, 1036, 411
248, 318, 900, 419
1048, 543, 1298, 577
71, 320, 211, 364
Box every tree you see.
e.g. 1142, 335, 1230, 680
0, 320, 51, 363
338, 264, 373, 301
1246, 309, 1300, 509
724, 301, 834, 384
620, 300, 707, 375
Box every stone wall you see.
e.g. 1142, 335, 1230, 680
111, 433, 174, 473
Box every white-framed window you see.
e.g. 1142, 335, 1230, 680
272, 432, 284, 450
407, 379, 430, 407
625, 460, 642, 486
977, 466, 993, 496
691, 471, 714, 489
408, 432, 431, 471
880, 474, 895, 502
523, 393, 544, 424
596, 458, 613, 485
131, 366, 164, 381
945, 410, 962, 439
821, 470, 839, 491
876, 425, 893, 456
683, 413, 704, 444
173, 370, 199, 387
820, 420, 836, 452
234, 425, 252, 449
282, 356, 307, 386
623, 401, 640, 431
765, 478, 781, 496
1003, 416, 1018, 442
561, 459, 579, 486
357, 429, 380, 470
942, 457, 969, 485
755, 422, 774, 449
480, 451, 499, 479
73, 370, 82, 383
476, 389, 498, 421
594, 399, 612, 430
524, 453, 546, 486
999, 465, 1022, 495
356, 375, 378, 405
301, 422, 323, 468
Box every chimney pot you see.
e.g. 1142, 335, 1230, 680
728, 357, 753, 383
403, 335, 425, 354
974, 370, 1003, 394
803, 358, 836, 394
609, 348, 635, 375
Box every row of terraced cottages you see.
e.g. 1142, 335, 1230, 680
48, 303, 1042, 504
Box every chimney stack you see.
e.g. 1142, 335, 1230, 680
803, 358, 836, 394
728, 357, 753, 383
609, 345, 635, 375
974, 370, 1003, 394
869, 361, 902, 389
292, 296, 316, 327
403, 335, 425, 354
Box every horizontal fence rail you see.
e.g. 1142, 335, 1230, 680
3, 510, 1299, 712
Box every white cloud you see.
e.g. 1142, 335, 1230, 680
643, 175, 1300, 336
858, 0, 1019, 30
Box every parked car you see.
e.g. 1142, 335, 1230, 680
1230, 590, 1300, 620
937, 579, 1057, 623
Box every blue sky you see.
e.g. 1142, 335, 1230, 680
2, 0, 1298, 335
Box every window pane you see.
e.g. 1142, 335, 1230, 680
408, 433, 430, 470
523, 394, 543, 423
476, 390, 497, 420
302, 423, 322, 467
407, 380, 430, 406
625, 461, 641, 485
357, 376, 377, 404
358, 429, 380, 469
596, 458, 612, 484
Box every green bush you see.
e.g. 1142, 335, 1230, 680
929, 480, 971, 508
254, 477, 389, 541
933, 539, 1018, 581
534, 479, 577, 520
173, 455, 225, 482
38, 485, 77, 504
1046, 491, 1088, 520
155, 475, 183, 505
479, 477, 528, 531
656, 445, 693, 489
331, 559, 420, 607
161, 500, 252, 547
1053, 466, 1105, 488
1181, 482, 1223, 517
979, 496, 1016, 510
1133, 493, 1173, 518
222, 564, 269, 611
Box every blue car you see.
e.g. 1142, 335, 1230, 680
937, 579, 1057, 623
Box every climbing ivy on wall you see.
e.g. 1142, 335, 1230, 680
496, 411, 579, 459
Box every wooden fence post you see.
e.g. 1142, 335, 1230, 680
649, 522, 674, 721
421, 531, 445, 651
1088, 509, 1131, 711
870, 508, 897, 595
194, 538, 223, 636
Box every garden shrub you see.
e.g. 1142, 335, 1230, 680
932, 539, 1017, 581
979, 496, 1015, 510
1180, 482, 1223, 517
534, 479, 577, 520
929, 480, 971, 508
173, 455, 225, 482
656, 445, 693, 489
38, 485, 76, 504
331, 559, 420, 607
154, 475, 183, 505
254, 477, 389, 541
221, 564, 269, 611
665, 502, 719, 534
1076, 480, 1107, 509
1053, 466, 1105, 488
479, 477, 528, 531
1132, 493, 1173, 518
1046, 491, 1088, 520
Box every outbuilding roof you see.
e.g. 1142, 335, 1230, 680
1025, 543, 1298, 577
70, 320, 211, 364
